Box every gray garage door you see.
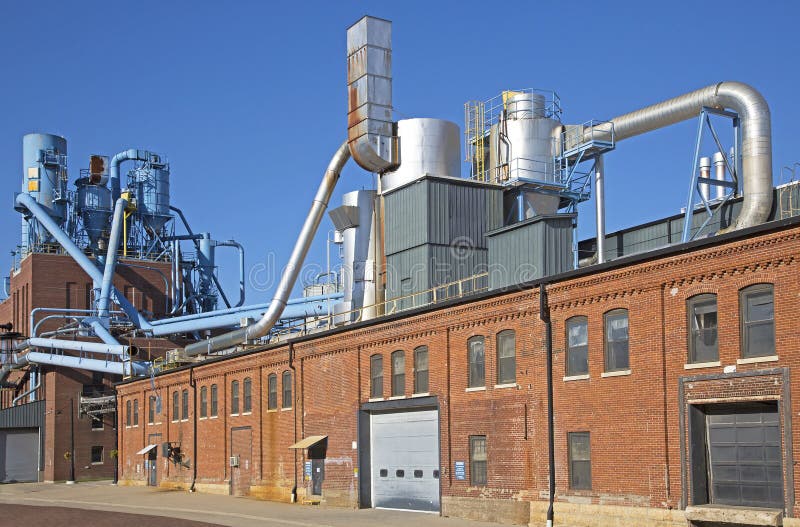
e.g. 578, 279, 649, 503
706, 402, 783, 508
371, 409, 439, 512
0, 428, 39, 483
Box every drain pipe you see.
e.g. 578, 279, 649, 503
110, 149, 149, 203
98, 197, 128, 320
289, 342, 298, 503
15, 193, 152, 331
539, 283, 555, 527
189, 365, 197, 492
184, 142, 351, 356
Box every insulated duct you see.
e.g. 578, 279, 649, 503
184, 142, 351, 356
606, 81, 772, 231
346, 16, 398, 173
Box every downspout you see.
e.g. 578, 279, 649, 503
539, 283, 555, 527
110, 149, 149, 204
184, 142, 351, 356
98, 197, 128, 320
14, 193, 152, 331
289, 342, 298, 503
189, 365, 197, 492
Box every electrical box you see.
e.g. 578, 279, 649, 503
229, 455, 239, 468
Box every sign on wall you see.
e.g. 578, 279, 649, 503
454, 461, 466, 480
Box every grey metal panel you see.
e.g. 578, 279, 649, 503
370, 409, 440, 512
487, 214, 574, 289
0, 428, 39, 482
0, 400, 45, 429
706, 402, 783, 508
384, 180, 428, 255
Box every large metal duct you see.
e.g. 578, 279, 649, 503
607, 81, 772, 231
109, 148, 150, 203
346, 16, 398, 173
97, 197, 128, 320
184, 142, 351, 356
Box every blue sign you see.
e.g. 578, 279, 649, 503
454, 461, 466, 480
304, 461, 312, 477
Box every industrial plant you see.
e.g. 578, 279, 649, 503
2, 14, 800, 527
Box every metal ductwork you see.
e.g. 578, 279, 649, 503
184, 141, 351, 356
346, 16, 398, 173
110, 149, 151, 203
606, 81, 772, 231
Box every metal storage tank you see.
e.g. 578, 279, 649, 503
74, 178, 112, 251
20, 133, 68, 251
131, 162, 171, 234
380, 119, 460, 193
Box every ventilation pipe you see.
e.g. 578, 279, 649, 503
14, 193, 152, 331
699, 157, 712, 201
183, 142, 351, 356
594, 156, 606, 264
606, 81, 772, 231
97, 197, 128, 320
215, 240, 246, 308
713, 152, 727, 200
346, 16, 398, 173
110, 149, 150, 203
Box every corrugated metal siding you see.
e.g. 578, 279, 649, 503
0, 400, 45, 428
384, 181, 429, 255
487, 215, 574, 290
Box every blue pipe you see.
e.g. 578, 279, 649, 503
15, 193, 152, 331
148, 294, 341, 336
110, 149, 149, 203
214, 240, 246, 307
85, 318, 122, 346
98, 197, 127, 320
19, 351, 148, 376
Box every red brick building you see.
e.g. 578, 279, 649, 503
117, 216, 800, 526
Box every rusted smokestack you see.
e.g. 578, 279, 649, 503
346, 16, 399, 173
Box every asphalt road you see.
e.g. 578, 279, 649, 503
0, 504, 224, 527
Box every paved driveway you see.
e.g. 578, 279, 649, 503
0, 481, 509, 527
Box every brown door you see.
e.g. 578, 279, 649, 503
230, 427, 252, 496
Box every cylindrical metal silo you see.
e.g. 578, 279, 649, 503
131, 164, 171, 234
380, 118, 461, 193
501, 93, 560, 184
21, 133, 68, 250
197, 234, 216, 312
74, 178, 112, 251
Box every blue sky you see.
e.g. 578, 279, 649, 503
1, 1, 799, 302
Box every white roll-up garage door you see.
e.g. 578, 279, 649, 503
0, 428, 39, 483
370, 409, 440, 512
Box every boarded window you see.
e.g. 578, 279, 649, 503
604, 310, 629, 372
566, 316, 588, 376
413, 346, 429, 394
370, 355, 383, 398
740, 284, 775, 358
470, 435, 487, 485
467, 336, 485, 388
391, 350, 405, 397
496, 330, 516, 384
688, 294, 718, 363
569, 432, 591, 489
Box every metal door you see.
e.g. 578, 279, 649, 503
146, 433, 161, 486
706, 402, 783, 508
311, 458, 325, 495
0, 428, 39, 483
370, 409, 440, 512
231, 427, 252, 496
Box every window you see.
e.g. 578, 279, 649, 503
470, 435, 487, 485
172, 391, 179, 422
391, 350, 405, 397
231, 380, 240, 415
413, 346, 429, 394
496, 330, 516, 385
740, 284, 775, 358
148, 395, 156, 424
467, 336, 485, 388
268, 374, 278, 410
370, 354, 383, 398
688, 294, 718, 363
568, 432, 591, 489
181, 389, 189, 420
200, 386, 208, 418
133, 399, 138, 426
282, 371, 292, 409
91, 446, 104, 464
566, 317, 589, 376
604, 309, 629, 372
243, 377, 252, 413
126, 400, 131, 427
91, 415, 103, 430
210, 384, 218, 417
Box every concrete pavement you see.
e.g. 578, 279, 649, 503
0, 481, 511, 527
